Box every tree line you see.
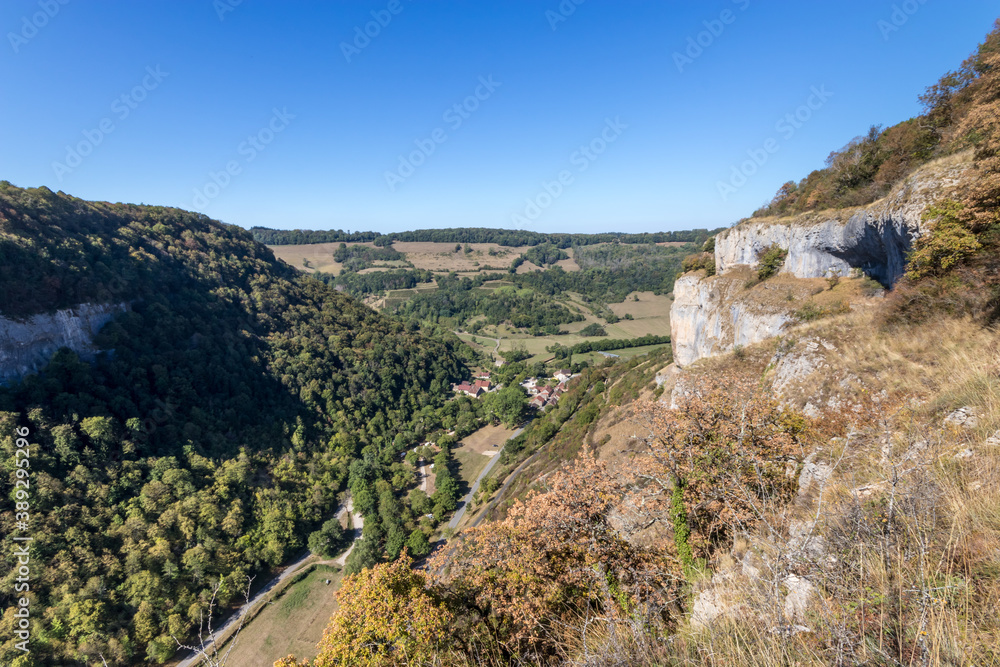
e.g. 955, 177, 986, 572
251, 226, 724, 248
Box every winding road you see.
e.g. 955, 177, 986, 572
454, 330, 503, 365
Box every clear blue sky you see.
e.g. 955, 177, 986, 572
1, 1, 996, 234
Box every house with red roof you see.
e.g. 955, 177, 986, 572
453, 382, 482, 398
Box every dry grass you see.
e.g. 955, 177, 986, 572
223, 566, 343, 667
391, 242, 527, 273
456, 423, 517, 456
526, 306, 1000, 666
267, 242, 355, 274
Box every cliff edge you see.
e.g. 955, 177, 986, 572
670, 152, 972, 367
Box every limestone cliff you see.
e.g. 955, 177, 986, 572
670, 153, 972, 367
714, 152, 970, 287
670, 272, 796, 367
0, 303, 127, 384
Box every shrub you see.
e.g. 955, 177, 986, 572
794, 300, 850, 321
756, 244, 788, 281
905, 200, 981, 280
681, 252, 716, 276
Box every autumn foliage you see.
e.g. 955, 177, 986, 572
435, 457, 681, 660
276, 372, 811, 666
634, 375, 804, 559
275, 554, 451, 667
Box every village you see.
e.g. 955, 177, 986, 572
452, 367, 577, 411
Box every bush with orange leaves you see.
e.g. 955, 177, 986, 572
274, 553, 451, 667
431, 456, 682, 662
633, 375, 805, 561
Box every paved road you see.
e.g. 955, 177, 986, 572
174, 501, 359, 667
447, 426, 525, 530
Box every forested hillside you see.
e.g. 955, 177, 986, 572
252, 225, 721, 248
0, 184, 470, 665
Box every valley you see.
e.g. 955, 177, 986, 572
2, 7, 1000, 667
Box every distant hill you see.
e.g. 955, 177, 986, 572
250, 225, 724, 248
0, 184, 468, 664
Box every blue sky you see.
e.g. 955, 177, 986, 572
1, 1, 996, 233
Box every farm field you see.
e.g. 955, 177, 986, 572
269, 241, 593, 277
388, 241, 526, 272
221, 565, 343, 667
451, 424, 516, 490
268, 242, 357, 274
270, 242, 676, 369
472, 291, 672, 364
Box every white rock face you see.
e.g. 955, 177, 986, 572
714, 212, 915, 286
714, 155, 971, 286
783, 575, 817, 623
670, 154, 972, 368
944, 406, 978, 429
0, 303, 127, 384
670, 274, 793, 367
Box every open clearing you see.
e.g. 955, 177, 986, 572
268, 242, 359, 274
389, 242, 526, 273
268, 242, 591, 277
477, 291, 672, 364
458, 423, 517, 456
222, 565, 343, 667
452, 424, 517, 490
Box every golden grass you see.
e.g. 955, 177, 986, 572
223, 566, 343, 667
545, 307, 1000, 666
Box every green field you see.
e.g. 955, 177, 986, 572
477, 291, 673, 365
272, 240, 676, 369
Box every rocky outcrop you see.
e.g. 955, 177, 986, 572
714, 153, 971, 287
671, 153, 972, 367
670, 272, 806, 367
0, 303, 127, 384
714, 213, 913, 287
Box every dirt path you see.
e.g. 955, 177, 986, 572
454, 330, 503, 364
334, 498, 365, 567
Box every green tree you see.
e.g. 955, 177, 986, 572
483, 385, 528, 428
275, 555, 452, 667
308, 518, 346, 557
